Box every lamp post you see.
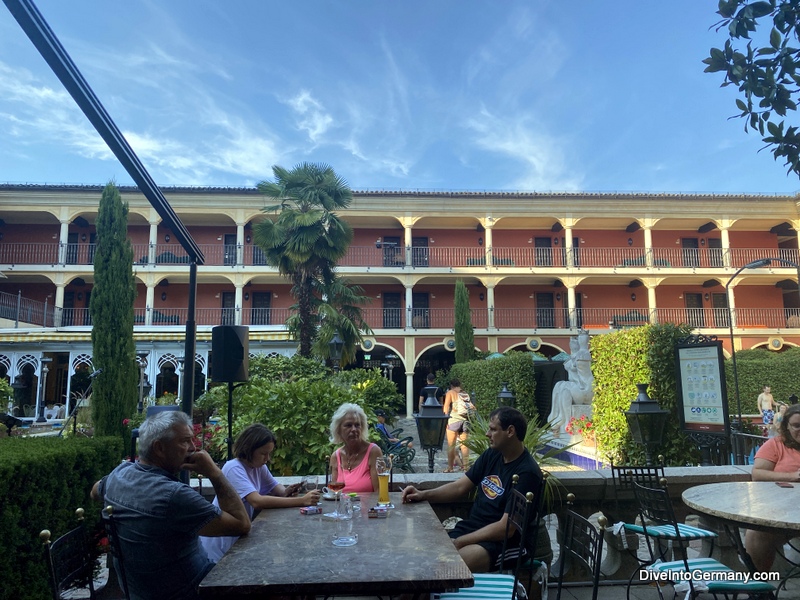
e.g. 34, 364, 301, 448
137, 351, 149, 414
10, 374, 26, 417
329, 333, 344, 373
414, 387, 449, 472
35, 357, 52, 423
496, 382, 516, 408
625, 383, 669, 466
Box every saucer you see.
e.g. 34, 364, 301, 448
322, 493, 337, 501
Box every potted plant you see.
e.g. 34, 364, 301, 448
565, 415, 595, 445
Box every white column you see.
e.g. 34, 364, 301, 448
487, 284, 496, 329
58, 220, 69, 264
648, 285, 657, 324
406, 371, 415, 416
728, 285, 737, 329
145, 284, 155, 326
54, 283, 65, 327
485, 225, 493, 266
720, 226, 731, 268
404, 225, 413, 266
567, 285, 577, 329
235, 284, 243, 325
236, 224, 245, 265
405, 285, 413, 329
149, 221, 158, 264
564, 226, 573, 267
644, 226, 653, 267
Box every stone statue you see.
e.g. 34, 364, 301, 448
547, 331, 594, 435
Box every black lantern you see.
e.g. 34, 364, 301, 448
35, 357, 53, 423
137, 352, 150, 414
496, 382, 516, 408
329, 333, 344, 373
414, 387, 449, 473
625, 383, 669, 465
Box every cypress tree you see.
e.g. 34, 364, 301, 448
90, 182, 138, 442
454, 280, 475, 363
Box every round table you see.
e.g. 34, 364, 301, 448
682, 481, 800, 534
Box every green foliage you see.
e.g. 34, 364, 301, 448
247, 353, 329, 383
195, 360, 394, 474
454, 280, 476, 363
0, 435, 122, 600
254, 163, 354, 357
446, 352, 537, 420
0, 377, 12, 405
591, 323, 698, 466
90, 182, 138, 448
704, 1, 800, 177
723, 346, 800, 414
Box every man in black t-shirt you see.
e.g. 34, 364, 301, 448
402, 406, 543, 572
418, 373, 444, 411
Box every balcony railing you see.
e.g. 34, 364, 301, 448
3, 242, 799, 271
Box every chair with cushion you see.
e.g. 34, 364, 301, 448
101, 505, 131, 600
375, 423, 416, 472
633, 479, 776, 600
555, 494, 607, 600
434, 474, 543, 600
40, 507, 96, 600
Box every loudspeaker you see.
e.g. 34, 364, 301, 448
211, 325, 249, 382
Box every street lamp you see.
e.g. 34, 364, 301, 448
137, 351, 149, 414
10, 374, 26, 416
496, 382, 516, 408
625, 383, 669, 466
329, 333, 344, 373
414, 387, 449, 473
35, 357, 53, 423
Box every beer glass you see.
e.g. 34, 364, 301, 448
376, 455, 392, 507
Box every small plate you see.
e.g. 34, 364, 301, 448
322, 493, 337, 501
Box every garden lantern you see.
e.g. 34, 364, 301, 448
625, 383, 669, 466
414, 387, 449, 473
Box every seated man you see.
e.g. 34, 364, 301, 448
402, 406, 543, 572
91, 411, 250, 600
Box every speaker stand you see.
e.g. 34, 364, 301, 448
226, 381, 247, 461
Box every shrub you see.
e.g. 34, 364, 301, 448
444, 352, 538, 421
0, 435, 122, 600
723, 347, 800, 415
591, 323, 698, 466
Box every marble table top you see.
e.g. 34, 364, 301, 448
198, 492, 474, 598
682, 481, 800, 533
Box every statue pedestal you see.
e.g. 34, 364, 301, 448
570, 405, 592, 421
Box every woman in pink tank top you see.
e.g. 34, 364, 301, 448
328, 403, 382, 493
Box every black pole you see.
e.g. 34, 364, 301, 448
227, 381, 234, 461
182, 261, 197, 417
427, 448, 436, 473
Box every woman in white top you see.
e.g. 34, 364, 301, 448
199, 424, 320, 562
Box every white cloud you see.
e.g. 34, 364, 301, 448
285, 90, 333, 144
465, 106, 582, 191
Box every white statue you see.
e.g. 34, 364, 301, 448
547, 331, 594, 435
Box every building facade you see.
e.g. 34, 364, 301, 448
1, 184, 799, 417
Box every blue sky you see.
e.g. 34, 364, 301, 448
1, 1, 798, 194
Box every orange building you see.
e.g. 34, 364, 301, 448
1, 184, 799, 417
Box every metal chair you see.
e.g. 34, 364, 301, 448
101, 505, 131, 600
555, 494, 607, 600
40, 507, 96, 600
375, 424, 416, 472
633, 479, 776, 600
435, 475, 541, 600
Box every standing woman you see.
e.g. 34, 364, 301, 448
442, 378, 470, 473
200, 424, 320, 563
328, 403, 382, 493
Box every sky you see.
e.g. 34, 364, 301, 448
0, 1, 798, 195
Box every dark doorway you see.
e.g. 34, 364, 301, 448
682, 238, 699, 267
413, 346, 456, 413
412, 292, 430, 328
221, 292, 235, 325
224, 234, 237, 266
708, 238, 723, 267
684, 292, 704, 327
383, 236, 403, 267
712, 293, 729, 328
383, 292, 402, 328
412, 237, 429, 267
251, 292, 271, 325
536, 292, 555, 328
534, 237, 552, 266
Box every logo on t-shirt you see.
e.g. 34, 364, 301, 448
481, 475, 504, 500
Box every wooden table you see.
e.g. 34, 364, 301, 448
198, 492, 474, 598
682, 481, 800, 535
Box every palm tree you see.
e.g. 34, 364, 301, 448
254, 163, 354, 357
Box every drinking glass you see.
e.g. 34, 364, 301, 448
332, 513, 357, 546
301, 475, 318, 494
324, 480, 346, 519
376, 455, 393, 508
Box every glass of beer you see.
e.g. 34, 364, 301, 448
376, 455, 393, 507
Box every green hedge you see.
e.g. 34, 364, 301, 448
0, 435, 122, 600
723, 347, 800, 415
591, 323, 699, 466
443, 352, 538, 422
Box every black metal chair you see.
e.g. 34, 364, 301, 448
101, 504, 131, 600
633, 479, 776, 600
435, 475, 541, 600
555, 494, 607, 600
40, 507, 96, 600
375, 424, 416, 472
